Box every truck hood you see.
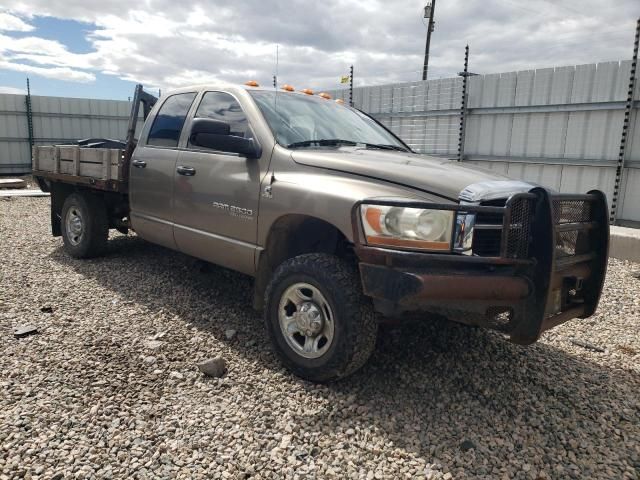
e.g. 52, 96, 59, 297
291, 148, 514, 201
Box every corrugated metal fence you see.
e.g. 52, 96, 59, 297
0, 93, 142, 175
1, 61, 638, 222
328, 60, 640, 223
330, 77, 464, 155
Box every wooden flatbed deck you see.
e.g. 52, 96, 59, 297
32, 145, 128, 193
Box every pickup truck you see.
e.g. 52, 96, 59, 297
32, 82, 609, 382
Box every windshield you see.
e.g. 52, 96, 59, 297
249, 91, 408, 150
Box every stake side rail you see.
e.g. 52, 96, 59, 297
32, 85, 157, 195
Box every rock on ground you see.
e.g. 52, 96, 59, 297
1, 197, 639, 479
197, 357, 227, 378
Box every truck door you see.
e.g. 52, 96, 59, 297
172, 91, 263, 275
129, 91, 197, 249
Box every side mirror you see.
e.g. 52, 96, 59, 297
191, 118, 230, 136
189, 118, 261, 158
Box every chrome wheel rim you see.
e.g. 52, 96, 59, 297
278, 282, 335, 359
65, 207, 84, 246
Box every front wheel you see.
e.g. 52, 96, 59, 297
264, 253, 378, 382
60, 192, 108, 258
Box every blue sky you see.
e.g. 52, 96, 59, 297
0, 1, 638, 100
0, 17, 142, 99
0, 68, 144, 101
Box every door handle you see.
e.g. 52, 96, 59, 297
176, 165, 196, 176
132, 159, 147, 168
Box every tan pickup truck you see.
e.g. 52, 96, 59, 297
33, 83, 609, 382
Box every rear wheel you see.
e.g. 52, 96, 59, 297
264, 253, 378, 382
61, 193, 108, 258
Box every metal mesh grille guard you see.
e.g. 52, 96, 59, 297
503, 195, 535, 259
479, 191, 608, 266
505, 189, 609, 344
351, 189, 609, 346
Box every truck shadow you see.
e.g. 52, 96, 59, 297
51, 235, 639, 477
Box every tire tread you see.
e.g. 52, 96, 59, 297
61, 192, 108, 258
264, 253, 377, 382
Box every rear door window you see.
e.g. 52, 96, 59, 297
147, 92, 197, 147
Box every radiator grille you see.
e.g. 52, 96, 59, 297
472, 199, 505, 257
471, 196, 597, 261
472, 196, 534, 258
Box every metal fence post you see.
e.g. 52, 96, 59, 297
349, 65, 354, 107
25, 78, 34, 164
457, 45, 470, 162
610, 17, 640, 224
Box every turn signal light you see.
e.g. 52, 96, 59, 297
282, 84, 295, 92
245, 80, 259, 87
301, 88, 314, 95
318, 92, 332, 99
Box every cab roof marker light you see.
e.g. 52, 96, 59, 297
301, 88, 314, 95
335, 99, 345, 104
318, 92, 332, 99
245, 80, 259, 87
282, 84, 295, 92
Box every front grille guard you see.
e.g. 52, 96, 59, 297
500, 193, 537, 259
354, 190, 608, 268
501, 188, 609, 343
353, 189, 609, 345
494, 190, 608, 266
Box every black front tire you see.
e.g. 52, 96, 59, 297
60, 193, 108, 258
264, 253, 378, 382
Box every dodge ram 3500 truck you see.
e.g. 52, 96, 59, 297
33, 83, 609, 382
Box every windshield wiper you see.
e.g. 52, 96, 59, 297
287, 139, 358, 148
364, 143, 408, 152
286, 139, 409, 152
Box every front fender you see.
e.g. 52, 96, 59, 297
256, 169, 444, 247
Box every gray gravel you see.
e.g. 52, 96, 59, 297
1, 197, 639, 480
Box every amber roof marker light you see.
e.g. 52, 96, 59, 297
318, 92, 332, 99
301, 88, 314, 95
245, 80, 259, 87
282, 84, 295, 92
335, 99, 345, 104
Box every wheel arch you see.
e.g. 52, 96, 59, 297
49, 181, 76, 236
49, 181, 128, 236
253, 214, 354, 310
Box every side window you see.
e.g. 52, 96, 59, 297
192, 92, 248, 139
147, 92, 197, 147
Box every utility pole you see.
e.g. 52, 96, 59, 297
422, 0, 436, 81
349, 65, 354, 107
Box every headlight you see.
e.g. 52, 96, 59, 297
361, 204, 454, 251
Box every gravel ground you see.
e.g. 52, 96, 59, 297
1, 197, 639, 480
